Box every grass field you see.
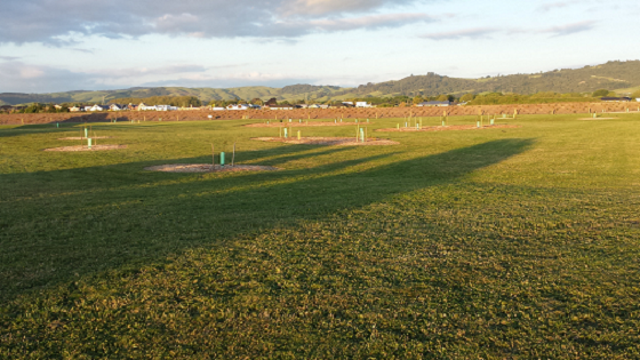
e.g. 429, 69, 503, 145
1, 115, 640, 358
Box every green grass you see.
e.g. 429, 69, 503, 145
1, 115, 640, 358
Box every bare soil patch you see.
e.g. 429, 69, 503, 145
144, 164, 280, 173
376, 124, 520, 133
252, 137, 398, 146
57, 136, 113, 140
245, 121, 372, 128
44, 145, 128, 152
577, 118, 617, 121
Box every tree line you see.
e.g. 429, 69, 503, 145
109, 96, 202, 107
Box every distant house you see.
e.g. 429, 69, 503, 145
227, 104, 255, 111
269, 105, 295, 110
212, 107, 226, 111
308, 104, 323, 109
109, 104, 124, 111
155, 105, 178, 111
342, 102, 355, 108
88, 104, 108, 112
417, 101, 450, 107
636, 98, 640, 102
601, 97, 632, 102
69, 105, 83, 112
356, 102, 373, 108
0, 105, 14, 112
53, 104, 63, 110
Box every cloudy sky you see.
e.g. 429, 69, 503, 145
0, 0, 637, 93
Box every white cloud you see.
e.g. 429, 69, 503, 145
537, 1, 580, 12
0, 61, 316, 92
0, 0, 428, 44
539, 20, 597, 37
420, 27, 499, 40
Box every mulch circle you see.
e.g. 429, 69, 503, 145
251, 137, 398, 146
44, 145, 127, 152
376, 124, 520, 132
58, 136, 113, 140
144, 164, 280, 173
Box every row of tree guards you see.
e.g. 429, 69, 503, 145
276, 122, 371, 143
82, 125, 99, 149
210, 143, 236, 167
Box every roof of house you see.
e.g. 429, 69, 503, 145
601, 97, 632, 101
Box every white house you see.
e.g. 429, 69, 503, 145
155, 105, 178, 111
88, 104, 107, 112
69, 106, 83, 112
109, 104, 124, 111
212, 107, 226, 111
269, 105, 295, 110
636, 98, 640, 102
356, 102, 373, 108
416, 101, 450, 107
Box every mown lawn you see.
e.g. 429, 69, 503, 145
1, 115, 640, 358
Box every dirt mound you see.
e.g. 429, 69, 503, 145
57, 136, 113, 140
577, 118, 617, 121
376, 124, 520, 132
245, 121, 371, 128
44, 145, 127, 152
252, 137, 398, 146
144, 164, 280, 173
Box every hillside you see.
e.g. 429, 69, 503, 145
350, 60, 640, 97
1, 60, 639, 105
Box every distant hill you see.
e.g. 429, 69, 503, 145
1, 60, 639, 105
350, 60, 640, 97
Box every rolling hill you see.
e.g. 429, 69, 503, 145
1, 60, 639, 105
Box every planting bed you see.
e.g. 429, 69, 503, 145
57, 136, 113, 140
251, 136, 398, 146
44, 144, 127, 152
145, 164, 279, 173
376, 124, 520, 132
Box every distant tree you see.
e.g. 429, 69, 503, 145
592, 89, 610, 97
23, 103, 43, 113
631, 90, 640, 99
412, 96, 424, 104
264, 98, 278, 107
250, 98, 264, 106
436, 95, 450, 102
459, 93, 475, 102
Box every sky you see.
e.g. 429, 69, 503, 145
0, 0, 638, 93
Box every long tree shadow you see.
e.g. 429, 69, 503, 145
0, 138, 534, 302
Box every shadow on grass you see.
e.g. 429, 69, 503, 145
0, 138, 534, 302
